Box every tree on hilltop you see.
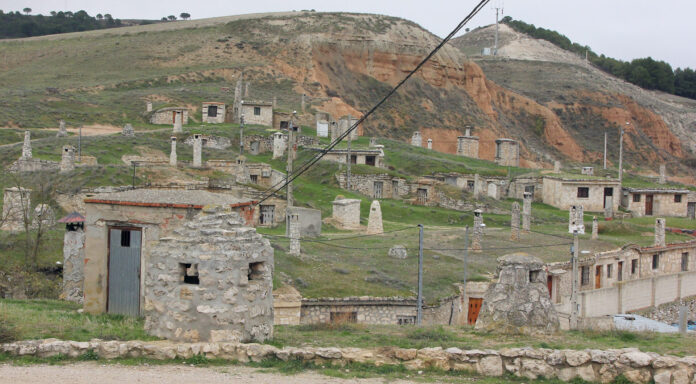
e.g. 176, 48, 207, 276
167, 15, 177, 21
23, 7, 31, 15
180, 12, 190, 20
96, 13, 103, 20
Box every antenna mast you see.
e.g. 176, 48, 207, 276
493, 1, 503, 55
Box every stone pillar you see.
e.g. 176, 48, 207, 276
465, 127, 471, 136
169, 137, 177, 166
244, 81, 250, 97
553, 161, 561, 173
173, 112, 183, 133
301, 93, 306, 113
591, 216, 599, 240
272, 132, 286, 159
60, 145, 75, 173
366, 200, 383, 235
146, 101, 153, 112
411, 131, 422, 147
272, 96, 277, 109
122, 123, 134, 137
472, 209, 483, 253
21, 131, 32, 159
63, 224, 85, 303
604, 196, 613, 219
427, 139, 433, 150
473, 174, 481, 199
192, 134, 202, 167
522, 192, 532, 232
655, 218, 666, 247
57, 120, 68, 137
569, 205, 585, 234
1, 187, 31, 232
659, 164, 666, 184
288, 212, 301, 256
510, 202, 520, 241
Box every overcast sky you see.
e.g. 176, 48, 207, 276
2, 0, 693, 69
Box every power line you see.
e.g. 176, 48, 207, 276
254, 0, 492, 205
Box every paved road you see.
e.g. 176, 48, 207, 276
0, 362, 422, 384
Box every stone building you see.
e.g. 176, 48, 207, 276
60, 145, 76, 173
150, 107, 189, 125
315, 112, 331, 137
336, 173, 408, 200
332, 197, 361, 229
241, 101, 273, 126
475, 253, 559, 333
285, 206, 322, 237
7, 131, 61, 173
184, 134, 231, 150
456, 127, 479, 158
410, 131, 422, 147
58, 212, 85, 303
1, 187, 31, 232
331, 115, 361, 141
542, 176, 621, 212
201, 102, 226, 124
621, 187, 690, 217
317, 148, 385, 168
494, 139, 519, 167
142, 206, 274, 343
82, 189, 257, 319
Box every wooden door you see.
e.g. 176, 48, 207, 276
645, 195, 654, 216
467, 298, 483, 325
595, 265, 602, 289
603, 188, 613, 208
547, 275, 553, 298
172, 111, 176, 123
374, 182, 383, 199
688, 202, 695, 220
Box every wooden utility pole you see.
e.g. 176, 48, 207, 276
603, 130, 607, 169
239, 114, 245, 155
346, 114, 352, 190
286, 111, 297, 207
619, 122, 627, 184
570, 230, 579, 329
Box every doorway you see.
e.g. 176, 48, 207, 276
618, 261, 623, 282
645, 194, 654, 216
595, 265, 602, 289
467, 298, 483, 325
108, 227, 142, 317
547, 275, 553, 298
603, 187, 613, 208
373, 181, 383, 199
688, 202, 695, 220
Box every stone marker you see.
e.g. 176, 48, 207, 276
366, 200, 383, 235
659, 164, 666, 184
410, 131, 422, 147
427, 139, 433, 150
510, 202, 520, 241
388, 245, 408, 259
655, 218, 666, 247
170, 137, 177, 166
122, 123, 135, 137
60, 145, 75, 173
591, 216, 599, 240
553, 161, 561, 173
192, 134, 202, 167
288, 212, 301, 256
522, 192, 532, 232
21, 131, 32, 159
568, 205, 585, 234
604, 196, 613, 219
472, 209, 483, 252
57, 120, 68, 137
173, 112, 183, 133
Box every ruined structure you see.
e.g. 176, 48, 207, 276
410, 131, 422, 147
31, 204, 55, 229
143, 206, 274, 342
169, 137, 177, 166
240, 101, 273, 126
150, 107, 189, 125
1, 187, 31, 232
201, 102, 225, 124
122, 123, 134, 137
475, 253, 559, 333
621, 187, 690, 217
510, 202, 520, 241
56, 120, 68, 137
60, 145, 75, 173
366, 200, 383, 235
494, 139, 519, 167
456, 127, 479, 158
568, 205, 585, 234
332, 197, 361, 230
21, 131, 31, 159
58, 212, 85, 303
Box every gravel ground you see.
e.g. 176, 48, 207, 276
0, 363, 422, 384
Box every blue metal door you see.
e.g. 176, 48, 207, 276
108, 228, 141, 316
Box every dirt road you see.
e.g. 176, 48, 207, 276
0, 363, 422, 384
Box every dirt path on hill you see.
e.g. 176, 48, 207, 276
0, 363, 426, 384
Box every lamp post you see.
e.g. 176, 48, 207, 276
239, 114, 245, 155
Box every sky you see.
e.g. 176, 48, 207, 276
2, 0, 694, 69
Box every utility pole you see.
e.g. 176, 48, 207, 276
603, 130, 607, 169
462, 225, 469, 298
570, 230, 579, 330
346, 114, 352, 190
493, 7, 501, 55
239, 114, 245, 155
417, 224, 424, 325
286, 111, 297, 207
131, 162, 137, 189
78, 125, 82, 162
619, 122, 627, 184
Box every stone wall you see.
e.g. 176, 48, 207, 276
184, 135, 231, 150
640, 296, 696, 324
6, 339, 696, 383
150, 109, 189, 125
1, 187, 31, 232
62, 227, 85, 303
494, 139, 519, 167
144, 207, 274, 343
336, 173, 408, 199
7, 158, 60, 173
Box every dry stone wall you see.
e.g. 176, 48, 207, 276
5, 339, 696, 383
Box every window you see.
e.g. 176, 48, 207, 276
633, 194, 641, 203
248, 262, 266, 281
179, 263, 199, 285
250, 174, 258, 184
607, 264, 613, 278
652, 254, 660, 270
529, 270, 540, 283
120, 230, 131, 247
577, 187, 589, 198
631, 259, 638, 274
675, 194, 683, 203
259, 205, 274, 225
365, 155, 376, 166
253, 106, 261, 116
330, 311, 357, 324
208, 105, 218, 117
467, 181, 475, 191
682, 253, 689, 272
397, 316, 416, 325
581, 266, 590, 286
524, 185, 535, 194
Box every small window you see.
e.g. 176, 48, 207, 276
682, 253, 689, 272
330, 311, 357, 324
633, 194, 641, 203
631, 259, 638, 274
529, 270, 540, 283
180, 263, 199, 285
120, 230, 131, 247
581, 266, 589, 286
652, 254, 660, 270
675, 194, 682, 203
577, 187, 589, 198
208, 105, 218, 117
524, 185, 535, 194
248, 262, 266, 281
250, 174, 259, 184
467, 181, 475, 191
254, 106, 261, 116
607, 264, 613, 278
397, 316, 416, 325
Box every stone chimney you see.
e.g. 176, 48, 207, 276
427, 139, 433, 150
57, 120, 68, 137
522, 192, 532, 232
472, 209, 484, 252
288, 212, 301, 256
60, 145, 75, 173
553, 161, 561, 173
658, 164, 666, 184
654, 218, 666, 247
146, 101, 153, 112
169, 137, 177, 166
568, 205, 585, 234
411, 131, 422, 147
510, 202, 520, 241
192, 134, 202, 167
173, 111, 183, 133
21, 131, 32, 159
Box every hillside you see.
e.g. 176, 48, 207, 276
0, 12, 695, 180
